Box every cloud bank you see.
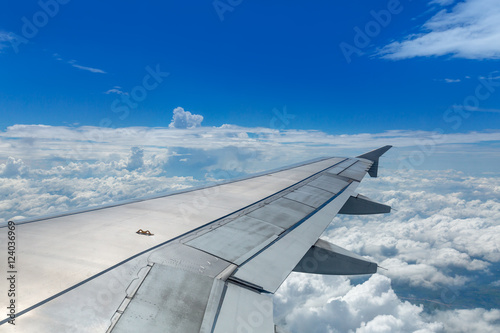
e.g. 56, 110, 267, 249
274, 169, 500, 332
380, 0, 500, 60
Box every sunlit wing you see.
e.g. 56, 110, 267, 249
0, 146, 392, 332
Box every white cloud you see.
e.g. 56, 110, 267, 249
169, 107, 204, 129
430, 308, 500, 333
51, 55, 107, 73
380, 0, 500, 60
0, 157, 28, 177
126, 146, 144, 171
325, 170, 500, 272
2, 125, 500, 169
275, 274, 444, 333
430, 0, 456, 5
105, 86, 128, 95
71, 63, 107, 74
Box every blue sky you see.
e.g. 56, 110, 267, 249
1, 0, 499, 134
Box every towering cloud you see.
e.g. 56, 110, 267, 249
126, 147, 144, 171
169, 107, 204, 129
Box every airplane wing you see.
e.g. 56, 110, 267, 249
0, 146, 392, 332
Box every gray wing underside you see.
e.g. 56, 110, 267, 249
0, 146, 391, 332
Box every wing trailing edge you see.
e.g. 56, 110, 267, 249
293, 239, 377, 275
339, 194, 391, 215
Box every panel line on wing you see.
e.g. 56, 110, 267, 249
232, 182, 352, 273
182, 160, 362, 268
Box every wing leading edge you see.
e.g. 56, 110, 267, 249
0, 146, 392, 332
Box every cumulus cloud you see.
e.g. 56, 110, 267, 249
126, 146, 144, 171
168, 107, 204, 129
0, 157, 28, 177
430, 308, 500, 333
275, 274, 444, 333
379, 0, 500, 60
326, 171, 500, 277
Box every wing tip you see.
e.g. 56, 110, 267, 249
357, 145, 392, 178
356, 145, 392, 161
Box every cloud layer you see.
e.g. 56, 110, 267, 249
274, 169, 500, 332
2, 123, 500, 174
380, 0, 500, 60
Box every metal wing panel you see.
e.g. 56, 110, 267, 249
110, 264, 215, 333
307, 174, 350, 193
324, 158, 358, 174
338, 160, 371, 181
231, 181, 359, 293
185, 216, 283, 263
283, 184, 333, 208
212, 283, 275, 333
247, 197, 315, 229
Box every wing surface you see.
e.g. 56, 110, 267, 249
0, 146, 392, 332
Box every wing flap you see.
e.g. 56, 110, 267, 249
293, 238, 377, 275
283, 184, 333, 208
185, 216, 282, 264
111, 264, 215, 333
212, 283, 275, 333
231, 181, 358, 293
247, 197, 315, 229
339, 194, 392, 215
